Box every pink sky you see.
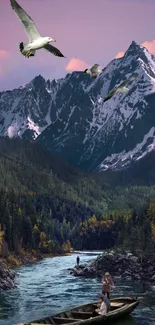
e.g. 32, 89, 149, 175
1, 0, 155, 90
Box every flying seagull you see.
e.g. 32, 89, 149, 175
84, 64, 103, 78
10, 0, 65, 58
103, 85, 129, 102
103, 73, 139, 102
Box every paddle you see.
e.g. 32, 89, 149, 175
135, 296, 155, 316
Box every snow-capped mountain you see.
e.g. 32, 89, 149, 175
1, 40, 155, 171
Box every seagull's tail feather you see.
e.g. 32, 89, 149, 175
19, 42, 35, 58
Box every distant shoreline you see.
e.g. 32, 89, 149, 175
1, 250, 101, 271
0, 251, 71, 270
72, 250, 103, 253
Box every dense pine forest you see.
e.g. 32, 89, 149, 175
0, 137, 155, 259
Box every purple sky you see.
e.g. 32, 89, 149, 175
0, 0, 155, 90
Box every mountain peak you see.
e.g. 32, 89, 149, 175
123, 40, 151, 66
31, 75, 46, 89
130, 40, 139, 48
124, 40, 142, 56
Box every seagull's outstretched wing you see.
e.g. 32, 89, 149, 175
10, 0, 40, 41
119, 73, 139, 87
43, 44, 66, 58
118, 80, 128, 87
116, 86, 129, 93
128, 72, 139, 81
103, 86, 129, 102
103, 89, 116, 102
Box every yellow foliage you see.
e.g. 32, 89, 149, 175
7, 255, 22, 267
0, 231, 4, 240
79, 215, 115, 238
40, 232, 47, 242
62, 240, 72, 252
39, 240, 48, 248
39, 232, 49, 250
91, 215, 97, 223
0, 231, 5, 253
42, 241, 48, 247
147, 199, 155, 220
151, 223, 155, 238
18, 207, 22, 215
33, 224, 39, 232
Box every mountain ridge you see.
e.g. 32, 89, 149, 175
1, 40, 155, 171
0, 136, 155, 211
0, 136, 109, 212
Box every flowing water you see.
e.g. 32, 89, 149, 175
0, 252, 155, 325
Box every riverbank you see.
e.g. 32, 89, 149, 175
0, 261, 16, 291
1, 250, 72, 269
70, 251, 155, 282
0, 250, 72, 291
0, 250, 43, 290
0, 250, 43, 268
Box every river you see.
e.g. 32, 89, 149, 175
0, 252, 155, 325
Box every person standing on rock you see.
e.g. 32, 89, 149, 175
102, 272, 114, 299
76, 255, 80, 266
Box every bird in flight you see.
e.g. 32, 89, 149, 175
10, 0, 66, 58
103, 73, 139, 102
84, 64, 103, 78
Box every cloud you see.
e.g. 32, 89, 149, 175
0, 50, 9, 59
141, 39, 155, 54
0, 49, 10, 76
66, 58, 88, 72
115, 51, 125, 59
115, 38, 155, 59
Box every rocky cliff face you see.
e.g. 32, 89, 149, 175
0, 262, 16, 291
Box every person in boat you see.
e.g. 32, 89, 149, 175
76, 255, 80, 266
102, 272, 114, 299
92, 295, 110, 317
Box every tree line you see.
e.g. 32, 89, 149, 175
0, 189, 155, 259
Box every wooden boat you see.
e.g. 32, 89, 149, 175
16, 297, 139, 325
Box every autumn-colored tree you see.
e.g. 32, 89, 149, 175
62, 240, 72, 252
33, 224, 39, 233
0, 228, 5, 255
147, 199, 155, 221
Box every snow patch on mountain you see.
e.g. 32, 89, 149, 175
7, 123, 19, 138
27, 117, 41, 139
99, 127, 155, 171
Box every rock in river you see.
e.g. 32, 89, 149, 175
69, 263, 96, 276
69, 251, 155, 282
0, 261, 16, 290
